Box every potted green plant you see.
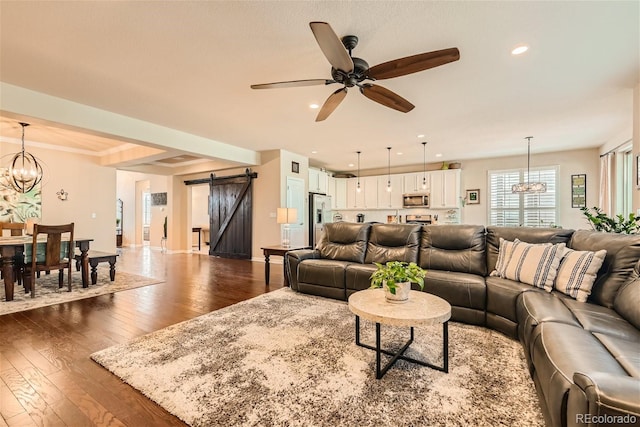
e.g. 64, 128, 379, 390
580, 206, 640, 234
370, 261, 426, 303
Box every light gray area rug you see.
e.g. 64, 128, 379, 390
1, 267, 163, 316
91, 288, 544, 427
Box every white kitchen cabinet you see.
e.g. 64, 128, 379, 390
430, 169, 461, 208
308, 168, 328, 194
377, 175, 403, 208
328, 177, 347, 209
363, 176, 378, 208
402, 172, 430, 194
346, 177, 366, 209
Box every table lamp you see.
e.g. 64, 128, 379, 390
277, 207, 298, 248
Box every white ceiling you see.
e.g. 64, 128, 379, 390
0, 1, 638, 174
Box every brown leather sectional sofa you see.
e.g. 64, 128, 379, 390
285, 222, 640, 427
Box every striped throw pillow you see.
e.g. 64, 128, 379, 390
491, 238, 565, 291
554, 248, 606, 302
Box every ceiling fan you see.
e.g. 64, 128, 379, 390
250, 21, 460, 122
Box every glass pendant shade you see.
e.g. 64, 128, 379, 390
512, 136, 546, 194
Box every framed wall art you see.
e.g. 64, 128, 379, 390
637, 155, 640, 189
291, 161, 300, 174
571, 174, 586, 208
151, 192, 167, 206
465, 189, 480, 205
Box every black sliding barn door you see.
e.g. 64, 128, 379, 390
185, 170, 257, 259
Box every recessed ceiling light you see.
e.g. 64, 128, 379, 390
435, 153, 443, 158
511, 44, 529, 55
311, 150, 317, 154
309, 103, 319, 109
417, 134, 425, 138
397, 152, 403, 155
348, 163, 354, 167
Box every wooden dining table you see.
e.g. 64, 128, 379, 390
0, 236, 93, 301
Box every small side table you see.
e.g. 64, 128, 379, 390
348, 289, 452, 379
192, 227, 202, 251
260, 245, 308, 286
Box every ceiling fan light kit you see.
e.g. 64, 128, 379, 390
251, 21, 460, 121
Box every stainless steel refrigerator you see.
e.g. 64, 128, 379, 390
309, 193, 332, 247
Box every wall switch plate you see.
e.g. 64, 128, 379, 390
269, 212, 276, 218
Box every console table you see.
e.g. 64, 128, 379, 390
260, 245, 308, 286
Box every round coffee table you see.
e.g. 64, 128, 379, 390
348, 288, 452, 379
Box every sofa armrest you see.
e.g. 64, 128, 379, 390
285, 249, 320, 291
568, 372, 640, 426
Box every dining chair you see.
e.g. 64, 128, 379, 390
0, 222, 26, 288
23, 223, 74, 298
0, 222, 26, 237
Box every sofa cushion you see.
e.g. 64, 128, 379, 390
486, 226, 574, 274
345, 263, 378, 291
316, 222, 371, 263
562, 298, 640, 342
298, 259, 350, 288
423, 270, 486, 311
418, 224, 487, 276
593, 333, 640, 378
614, 275, 640, 330
517, 292, 580, 340
530, 322, 629, 427
364, 223, 420, 264
554, 248, 606, 302
486, 275, 545, 322
491, 238, 565, 291
569, 229, 640, 308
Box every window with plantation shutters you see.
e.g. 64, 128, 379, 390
489, 167, 558, 227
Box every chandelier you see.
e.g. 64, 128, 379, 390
512, 136, 546, 193
4, 123, 43, 193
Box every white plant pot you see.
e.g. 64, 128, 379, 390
383, 281, 411, 303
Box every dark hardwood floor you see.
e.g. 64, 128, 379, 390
0, 247, 284, 426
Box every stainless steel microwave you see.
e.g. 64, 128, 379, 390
403, 193, 430, 208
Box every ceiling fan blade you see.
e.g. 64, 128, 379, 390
367, 48, 460, 80
360, 84, 414, 113
316, 87, 348, 122
251, 79, 334, 89
309, 22, 354, 73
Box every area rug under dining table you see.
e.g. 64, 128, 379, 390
0, 266, 163, 315
91, 288, 544, 427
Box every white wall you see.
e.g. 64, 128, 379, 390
460, 147, 599, 230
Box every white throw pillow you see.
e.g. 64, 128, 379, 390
554, 248, 606, 302
491, 238, 566, 291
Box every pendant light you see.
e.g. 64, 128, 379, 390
421, 141, 428, 189
512, 136, 547, 193
356, 151, 361, 193
386, 147, 392, 192
5, 123, 43, 193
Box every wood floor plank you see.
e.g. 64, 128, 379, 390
20, 367, 64, 406
46, 370, 126, 427
0, 377, 26, 420
0, 368, 48, 416
4, 411, 37, 427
